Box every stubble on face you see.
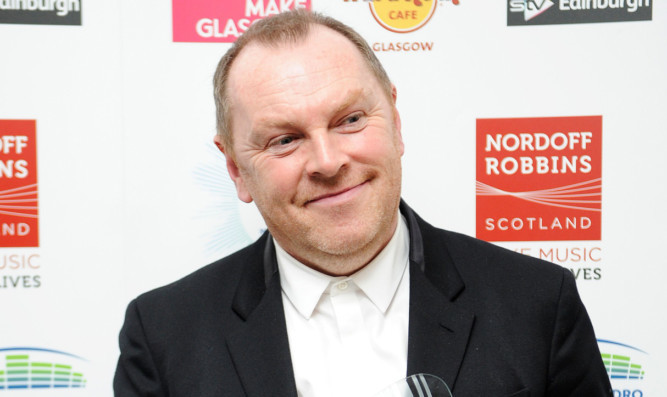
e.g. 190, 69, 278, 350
294, 168, 398, 263
255, 139, 402, 276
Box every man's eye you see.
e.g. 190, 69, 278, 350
278, 136, 294, 145
345, 114, 361, 124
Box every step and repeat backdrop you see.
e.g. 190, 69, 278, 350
1, 1, 665, 395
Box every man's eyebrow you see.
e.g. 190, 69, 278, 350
255, 119, 297, 131
247, 120, 297, 146
332, 87, 366, 116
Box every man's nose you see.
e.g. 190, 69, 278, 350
305, 131, 349, 178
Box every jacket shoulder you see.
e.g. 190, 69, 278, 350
416, 213, 564, 275
132, 235, 266, 319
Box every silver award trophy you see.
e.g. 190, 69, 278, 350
373, 373, 452, 397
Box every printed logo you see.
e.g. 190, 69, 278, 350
598, 339, 648, 396
507, 0, 652, 25
0, 0, 81, 25
369, 0, 437, 33
344, 0, 463, 53
0, 252, 41, 289
476, 116, 602, 242
0, 347, 88, 390
1, 120, 38, 248
172, 0, 311, 43
509, 0, 555, 21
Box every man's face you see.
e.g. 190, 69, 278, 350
219, 26, 404, 274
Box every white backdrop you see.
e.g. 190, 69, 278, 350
1, 1, 665, 395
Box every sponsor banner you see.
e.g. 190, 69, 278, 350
509, 242, 602, 280
368, 0, 438, 33
0, 347, 88, 390
507, 0, 652, 26
598, 340, 649, 396
0, 0, 81, 25
344, 0, 464, 53
1, 120, 38, 248
172, 0, 311, 43
476, 116, 602, 242
0, 251, 41, 289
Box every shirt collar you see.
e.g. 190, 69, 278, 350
275, 213, 410, 319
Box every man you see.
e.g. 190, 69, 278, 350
114, 10, 612, 397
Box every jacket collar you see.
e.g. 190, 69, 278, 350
401, 200, 465, 301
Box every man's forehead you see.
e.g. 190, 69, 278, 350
251, 85, 369, 127
229, 26, 366, 85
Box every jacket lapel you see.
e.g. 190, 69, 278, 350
407, 265, 475, 392
226, 236, 298, 397
402, 202, 475, 392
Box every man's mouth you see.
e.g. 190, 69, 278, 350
305, 181, 368, 206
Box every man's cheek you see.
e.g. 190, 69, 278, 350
265, 169, 298, 196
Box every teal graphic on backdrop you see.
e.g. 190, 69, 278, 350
0, 348, 87, 390
603, 352, 645, 380
598, 339, 648, 396
193, 143, 266, 257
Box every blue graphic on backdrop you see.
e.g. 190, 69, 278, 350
0, 347, 87, 390
598, 339, 648, 397
193, 143, 266, 257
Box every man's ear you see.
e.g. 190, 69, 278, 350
214, 134, 253, 203
391, 84, 404, 156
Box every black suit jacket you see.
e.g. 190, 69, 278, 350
114, 202, 612, 396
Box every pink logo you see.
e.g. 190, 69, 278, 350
173, 0, 311, 43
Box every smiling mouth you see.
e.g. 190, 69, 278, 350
305, 181, 368, 206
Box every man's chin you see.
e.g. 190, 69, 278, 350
304, 226, 378, 256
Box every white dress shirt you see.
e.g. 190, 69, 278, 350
275, 214, 410, 397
